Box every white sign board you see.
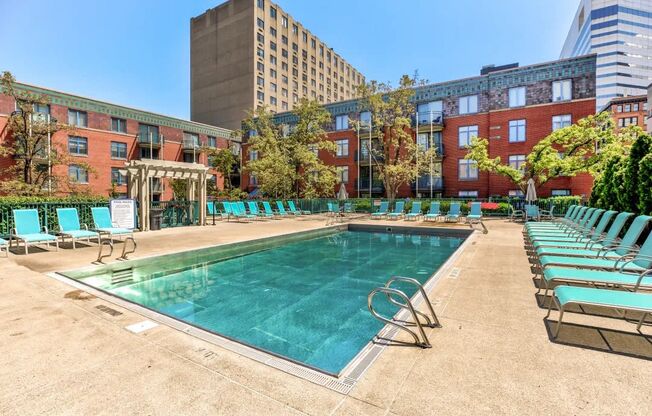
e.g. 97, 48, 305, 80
110, 199, 137, 230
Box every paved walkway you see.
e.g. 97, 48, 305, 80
1, 217, 650, 415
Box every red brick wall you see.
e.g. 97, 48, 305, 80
0, 96, 228, 199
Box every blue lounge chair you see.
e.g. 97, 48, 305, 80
207, 201, 228, 221
466, 202, 487, 233
538, 215, 652, 272
288, 200, 310, 215
56, 208, 100, 249
249, 201, 272, 218
526, 208, 600, 241
387, 201, 405, 220
284, 200, 301, 216
0, 237, 8, 257
10, 209, 59, 254
275, 201, 290, 217
91, 207, 133, 241
371, 201, 389, 219
445, 202, 461, 222
233, 201, 256, 221
525, 204, 540, 221
343, 202, 354, 214
262, 201, 279, 218
405, 201, 422, 221
533, 210, 620, 254
424, 202, 441, 222
509, 204, 525, 222
546, 286, 652, 338
526, 206, 585, 232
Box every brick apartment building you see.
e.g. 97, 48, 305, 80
601, 95, 648, 132
0, 83, 236, 200
242, 54, 599, 199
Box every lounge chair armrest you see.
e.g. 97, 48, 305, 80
614, 254, 650, 272
42, 226, 49, 234
635, 269, 652, 289
82, 224, 89, 230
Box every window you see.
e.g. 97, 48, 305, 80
270, 6, 276, 18
551, 189, 571, 196
335, 115, 349, 130
359, 111, 371, 127
183, 132, 199, 149
68, 109, 87, 127
270, 41, 276, 51
270, 68, 277, 78
508, 154, 526, 171
249, 174, 258, 186
111, 167, 127, 186
417, 101, 443, 123
509, 119, 526, 142
281, 75, 288, 84
458, 190, 478, 197
111, 141, 127, 159
270, 27, 276, 36
257, 76, 264, 86
257, 0, 264, 8
281, 35, 287, 44
138, 124, 159, 143
633, 103, 639, 112
257, 61, 265, 72
110, 117, 127, 133
311, 38, 316, 49
281, 49, 288, 58
335, 139, 349, 156
270, 96, 277, 105
270, 82, 277, 92
616, 105, 623, 113
257, 91, 264, 101
552, 114, 572, 131
139, 147, 159, 159
270, 55, 276, 65
257, 18, 264, 29
459, 95, 478, 114
458, 125, 478, 147
257, 48, 264, 58
68, 136, 88, 156
552, 79, 572, 102
33, 103, 50, 115
183, 153, 197, 164
249, 150, 258, 161
281, 16, 288, 28
508, 86, 526, 107
618, 117, 638, 127
208, 136, 217, 148
68, 165, 88, 183
508, 190, 524, 197
281, 101, 288, 110
336, 166, 349, 184
624, 104, 631, 112
302, 31, 307, 42
292, 24, 298, 34
257, 33, 264, 43
458, 159, 478, 180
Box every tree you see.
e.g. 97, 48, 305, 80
353, 75, 437, 201
241, 100, 336, 198
464, 112, 638, 194
637, 153, 652, 215
590, 153, 627, 210
621, 133, 652, 212
207, 147, 237, 192
169, 179, 187, 200
0, 71, 94, 195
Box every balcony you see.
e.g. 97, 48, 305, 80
413, 111, 444, 130
355, 179, 384, 194
182, 137, 201, 152
137, 133, 161, 148
411, 175, 444, 192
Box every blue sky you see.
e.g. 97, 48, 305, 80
1, 0, 578, 120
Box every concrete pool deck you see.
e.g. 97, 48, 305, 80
1, 216, 651, 415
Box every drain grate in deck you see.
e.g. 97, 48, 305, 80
95, 304, 123, 316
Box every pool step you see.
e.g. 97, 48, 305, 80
111, 268, 134, 285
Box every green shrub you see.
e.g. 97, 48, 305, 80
637, 153, 652, 215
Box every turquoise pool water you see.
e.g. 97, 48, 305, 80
75, 229, 464, 374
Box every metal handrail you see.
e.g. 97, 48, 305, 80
96, 237, 113, 264
367, 287, 432, 348
118, 237, 137, 260
384, 276, 440, 328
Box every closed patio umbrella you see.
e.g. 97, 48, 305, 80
525, 178, 537, 203
337, 183, 348, 201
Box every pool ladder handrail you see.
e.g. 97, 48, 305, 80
96, 237, 114, 264
118, 237, 137, 261
367, 276, 440, 348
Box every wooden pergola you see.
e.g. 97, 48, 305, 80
124, 159, 210, 231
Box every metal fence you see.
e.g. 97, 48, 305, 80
0, 201, 108, 237
151, 200, 199, 228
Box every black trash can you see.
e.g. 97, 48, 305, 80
150, 209, 163, 231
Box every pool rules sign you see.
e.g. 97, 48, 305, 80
110, 199, 137, 230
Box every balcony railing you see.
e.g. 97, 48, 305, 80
411, 175, 444, 191
355, 179, 384, 192
137, 133, 161, 147
182, 137, 200, 150
413, 111, 444, 127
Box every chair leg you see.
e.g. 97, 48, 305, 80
25, 241, 29, 255
553, 306, 565, 339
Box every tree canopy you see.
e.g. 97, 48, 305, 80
353, 75, 437, 201
464, 111, 638, 193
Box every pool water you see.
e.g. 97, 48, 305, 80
79, 230, 464, 374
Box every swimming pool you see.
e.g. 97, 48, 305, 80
60, 225, 469, 375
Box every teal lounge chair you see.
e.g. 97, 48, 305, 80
56, 208, 100, 249
533, 210, 619, 254
466, 202, 487, 233
405, 201, 422, 221
371, 201, 389, 219
526, 205, 577, 229
445, 202, 461, 222
526, 208, 600, 241
424, 202, 442, 222
207, 201, 228, 221
91, 207, 133, 241
249, 201, 272, 218
262, 201, 280, 218
525, 204, 540, 222
509, 204, 525, 222
537, 215, 652, 273
343, 202, 354, 214
222, 201, 234, 221
288, 200, 310, 215
233, 201, 256, 221
387, 201, 405, 220
0, 237, 8, 257
275, 201, 290, 217
284, 200, 301, 216
546, 286, 652, 338
526, 206, 585, 232
10, 209, 59, 254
